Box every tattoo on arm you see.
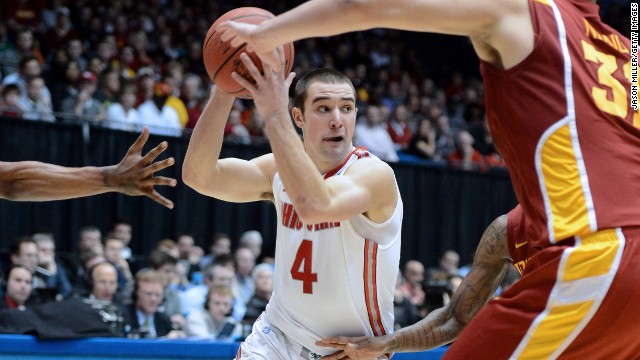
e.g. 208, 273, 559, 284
390, 215, 509, 352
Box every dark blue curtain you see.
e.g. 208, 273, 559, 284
0, 117, 517, 268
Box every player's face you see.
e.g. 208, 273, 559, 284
299, 82, 357, 163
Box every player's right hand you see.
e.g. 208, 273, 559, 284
316, 336, 388, 360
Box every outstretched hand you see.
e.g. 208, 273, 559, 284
218, 21, 282, 71
316, 336, 389, 360
108, 127, 177, 208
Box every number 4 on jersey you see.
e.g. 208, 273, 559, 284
290, 240, 318, 294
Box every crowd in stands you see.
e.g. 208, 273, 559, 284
0, 0, 518, 172
0, 221, 521, 339
0, 0, 627, 340
0, 222, 274, 340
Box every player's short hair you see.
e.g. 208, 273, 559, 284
293, 68, 356, 112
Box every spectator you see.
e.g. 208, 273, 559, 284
242, 263, 273, 327
51, 60, 81, 112
186, 284, 242, 340
180, 258, 242, 320
95, 70, 121, 110
234, 246, 256, 306
0, 83, 22, 117
61, 71, 104, 121
122, 270, 185, 339
246, 106, 267, 141
9, 236, 41, 286
199, 233, 231, 270
86, 261, 119, 304
147, 249, 186, 331
18, 76, 55, 122
0, 265, 33, 311
238, 230, 263, 263
224, 108, 251, 144
74, 249, 107, 296
393, 271, 420, 330
406, 117, 437, 161
387, 104, 413, 151
136, 81, 181, 136
154, 239, 180, 260
354, 104, 399, 162
110, 219, 133, 262
65, 38, 88, 71
433, 114, 456, 161
180, 74, 204, 129
32, 232, 73, 299
400, 260, 426, 309
426, 249, 461, 288
176, 234, 202, 282
118, 46, 137, 81
163, 63, 189, 127
135, 67, 156, 106
0, 28, 45, 77
447, 129, 487, 172
41, 7, 79, 56
106, 84, 139, 131
103, 235, 134, 304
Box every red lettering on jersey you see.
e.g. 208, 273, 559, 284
282, 202, 342, 231
282, 203, 294, 228
294, 214, 303, 230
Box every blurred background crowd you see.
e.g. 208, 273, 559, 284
0, 0, 630, 340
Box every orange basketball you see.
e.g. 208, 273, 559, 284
203, 7, 295, 99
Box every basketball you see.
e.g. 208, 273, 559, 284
203, 7, 295, 99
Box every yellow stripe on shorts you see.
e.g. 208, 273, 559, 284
511, 229, 624, 359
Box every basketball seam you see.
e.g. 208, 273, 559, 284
204, 14, 273, 83
203, 12, 288, 95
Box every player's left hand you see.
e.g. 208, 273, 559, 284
231, 46, 295, 122
316, 336, 388, 360
108, 127, 177, 208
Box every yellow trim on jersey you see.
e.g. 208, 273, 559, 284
540, 124, 591, 241
563, 229, 619, 281
512, 229, 622, 359
533, 0, 551, 5
518, 301, 593, 359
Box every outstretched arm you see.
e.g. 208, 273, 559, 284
0, 127, 176, 208
219, 0, 532, 70
317, 214, 511, 359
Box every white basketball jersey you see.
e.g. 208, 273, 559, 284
267, 147, 403, 356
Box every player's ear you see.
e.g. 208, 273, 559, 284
291, 107, 304, 129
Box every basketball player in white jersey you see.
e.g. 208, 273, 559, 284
183, 49, 402, 360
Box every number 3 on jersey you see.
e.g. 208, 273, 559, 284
290, 239, 318, 294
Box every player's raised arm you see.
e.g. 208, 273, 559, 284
182, 86, 276, 203
219, 0, 532, 71
0, 127, 177, 208
232, 50, 397, 224
317, 214, 511, 359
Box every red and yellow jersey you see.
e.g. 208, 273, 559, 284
481, 0, 639, 249
507, 205, 531, 275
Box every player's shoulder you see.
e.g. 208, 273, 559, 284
347, 155, 395, 177
252, 153, 277, 177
